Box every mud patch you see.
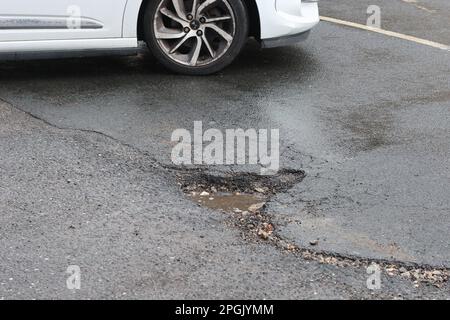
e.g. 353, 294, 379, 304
191, 192, 266, 212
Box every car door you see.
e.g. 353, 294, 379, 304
0, 0, 128, 42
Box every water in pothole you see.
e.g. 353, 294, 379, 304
179, 169, 305, 213
190, 192, 266, 213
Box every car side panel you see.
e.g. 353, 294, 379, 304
0, 0, 128, 42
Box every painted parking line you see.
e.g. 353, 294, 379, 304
320, 16, 450, 51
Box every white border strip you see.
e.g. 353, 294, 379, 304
320, 16, 450, 51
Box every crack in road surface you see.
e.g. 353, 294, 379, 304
177, 169, 449, 287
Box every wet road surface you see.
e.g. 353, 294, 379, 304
0, 0, 449, 298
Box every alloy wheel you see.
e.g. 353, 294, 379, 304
153, 0, 236, 67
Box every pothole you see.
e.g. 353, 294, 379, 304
177, 168, 305, 239
177, 169, 303, 246
178, 168, 305, 219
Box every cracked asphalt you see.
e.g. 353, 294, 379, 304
0, 0, 449, 299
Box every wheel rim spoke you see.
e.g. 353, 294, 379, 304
160, 8, 186, 25
191, 0, 199, 17
189, 37, 202, 66
197, 0, 218, 16
206, 16, 232, 23
171, 0, 187, 20
156, 28, 186, 39
170, 32, 193, 53
154, 0, 235, 67
202, 35, 215, 58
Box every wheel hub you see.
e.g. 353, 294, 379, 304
190, 20, 201, 30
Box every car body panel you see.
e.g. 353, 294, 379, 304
0, 0, 128, 41
122, 0, 143, 38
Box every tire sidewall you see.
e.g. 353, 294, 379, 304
143, 0, 249, 75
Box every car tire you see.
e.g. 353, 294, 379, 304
143, 0, 249, 75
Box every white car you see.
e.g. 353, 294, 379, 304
0, 0, 319, 74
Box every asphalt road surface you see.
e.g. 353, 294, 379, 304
0, 1, 449, 299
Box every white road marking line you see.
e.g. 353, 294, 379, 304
320, 16, 450, 51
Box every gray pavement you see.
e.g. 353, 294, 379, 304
320, 0, 450, 44
0, 0, 449, 299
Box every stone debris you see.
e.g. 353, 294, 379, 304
257, 229, 270, 240
248, 202, 266, 213
257, 223, 274, 240
286, 244, 297, 251
380, 265, 449, 286
254, 187, 267, 193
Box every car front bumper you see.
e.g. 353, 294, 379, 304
256, 0, 320, 47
